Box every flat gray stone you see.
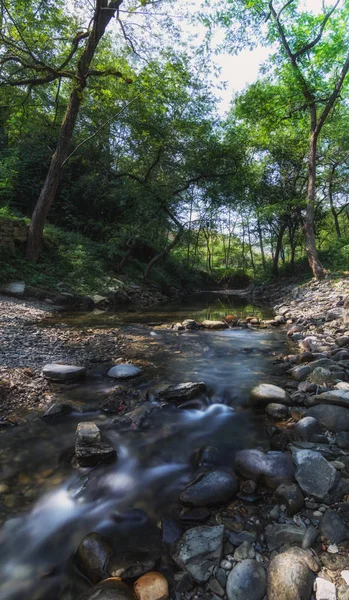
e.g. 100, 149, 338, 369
226, 559, 266, 600
201, 320, 228, 329
174, 525, 224, 583
308, 405, 349, 432
291, 447, 338, 500
156, 382, 206, 403
314, 390, 349, 409
42, 363, 86, 382
265, 523, 305, 551
75, 422, 116, 467
107, 364, 141, 379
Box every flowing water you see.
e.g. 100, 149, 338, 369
0, 292, 289, 600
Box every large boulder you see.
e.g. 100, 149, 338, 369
226, 559, 266, 600
174, 525, 224, 583
42, 363, 86, 382
75, 422, 116, 467
308, 405, 349, 432
234, 449, 294, 489
313, 390, 349, 409
291, 417, 322, 442
249, 384, 290, 408
291, 447, 338, 500
180, 470, 238, 507
268, 547, 319, 600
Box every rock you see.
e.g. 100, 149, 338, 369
292, 365, 312, 382
208, 577, 225, 596
233, 541, 255, 561
249, 384, 290, 407
266, 403, 289, 419
134, 572, 169, 600
288, 325, 306, 337
107, 364, 142, 379
0, 281, 25, 294
275, 483, 304, 515
201, 320, 228, 329
85, 578, 136, 600
155, 382, 206, 403
313, 390, 349, 410
92, 294, 108, 305
269, 505, 281, 521
336, 336, 349, 347
336, 432, 349, 449
226, 559, 266, 600
314, 577, 336, 600
75, 422, 116, 467
174, 525, 224, 583
302, 526, 319, 549
180, 470, 238, 507
42, 363, 86, 382
182, 319, 199, 330
75, 532, 112, 583
42, 403, 74, 420
320, 510, 349, 544
268, 547, 319, 600
234, 449, 294, 489
338, 585, 349, 600
291, 417, 322, 442
308, 405, 349, 432
291, 447, 338, 500
265, 523, 305, 551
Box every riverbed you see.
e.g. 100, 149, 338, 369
0, 291, 291, 600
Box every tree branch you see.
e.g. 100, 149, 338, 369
293, 0, 340, 59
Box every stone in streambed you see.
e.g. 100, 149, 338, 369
226, 559, 266, 600
75, 422, 116, 467
249, 384, 290, 407
320, 510, 349, 544
134, 572, 169, 600
308, 405, 349, 432
42, 363, 86, 382
336, 432, 349, 449
201, 320, 228, 329
155, 382, 206, 403
313, 390, 349, 409
267, 547, 319, 600
291, 417, 322, 442
265, 403, 289, 419
291, 447, 338, 500
275, 482, 304, 515
85, 578, 136, 600
75, 532, 112, 583
42, 403, 74, 420
107, 364, 142, 379
234, 448, 294, 489
265, 523, 305, 551
314, 578, 336, 600
174, 525, 224, 583
292, 365, 312, 382
180, 470, 238, 507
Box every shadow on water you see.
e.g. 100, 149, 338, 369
0, 291, 288, 600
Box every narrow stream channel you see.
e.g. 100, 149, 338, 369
0, 292, 291, 600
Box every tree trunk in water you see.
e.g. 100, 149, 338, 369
303, 129, 326, 279
144, 228, 183, 282
25, 0, 122, 261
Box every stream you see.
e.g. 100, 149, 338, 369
0, 292, 291, 600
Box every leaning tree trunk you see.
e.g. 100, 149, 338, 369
272, 224, 286, 278
303, 130, 326, 279
144, 228, 183, 282
25, 0, 122, 261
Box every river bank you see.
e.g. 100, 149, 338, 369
2, 278, 349, 600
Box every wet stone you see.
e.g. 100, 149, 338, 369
291, 417, 322, 442
42, 402, 74, 420
85, 579, 136, 600
226, 559, 266, 600
42, 363, 86, 382
234, 448, 294, 489
320, 510, 349, 544
308, 405, 349, 432
275, 482, 304, 516
174, 525, 224, 583
155, 382, 206, 403
291, 447, 338, 500
75, 422, 116, 467
265, 523, 305, 551
180, 470, 238, 507
75, 532, 112, 584
265, 403, 289, 419
107, 364, 142, 379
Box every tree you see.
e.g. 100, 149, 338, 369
0, 0, 132, 260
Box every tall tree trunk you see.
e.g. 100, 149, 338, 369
257, 218, 266, 271
329, 163, 341, 238
247, 224, 256, 278
144, 228, 183, 282
288, 223, 296, 273
25, 0, 122, 261
272, 223, 286, 277
303, 126, 326, 279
